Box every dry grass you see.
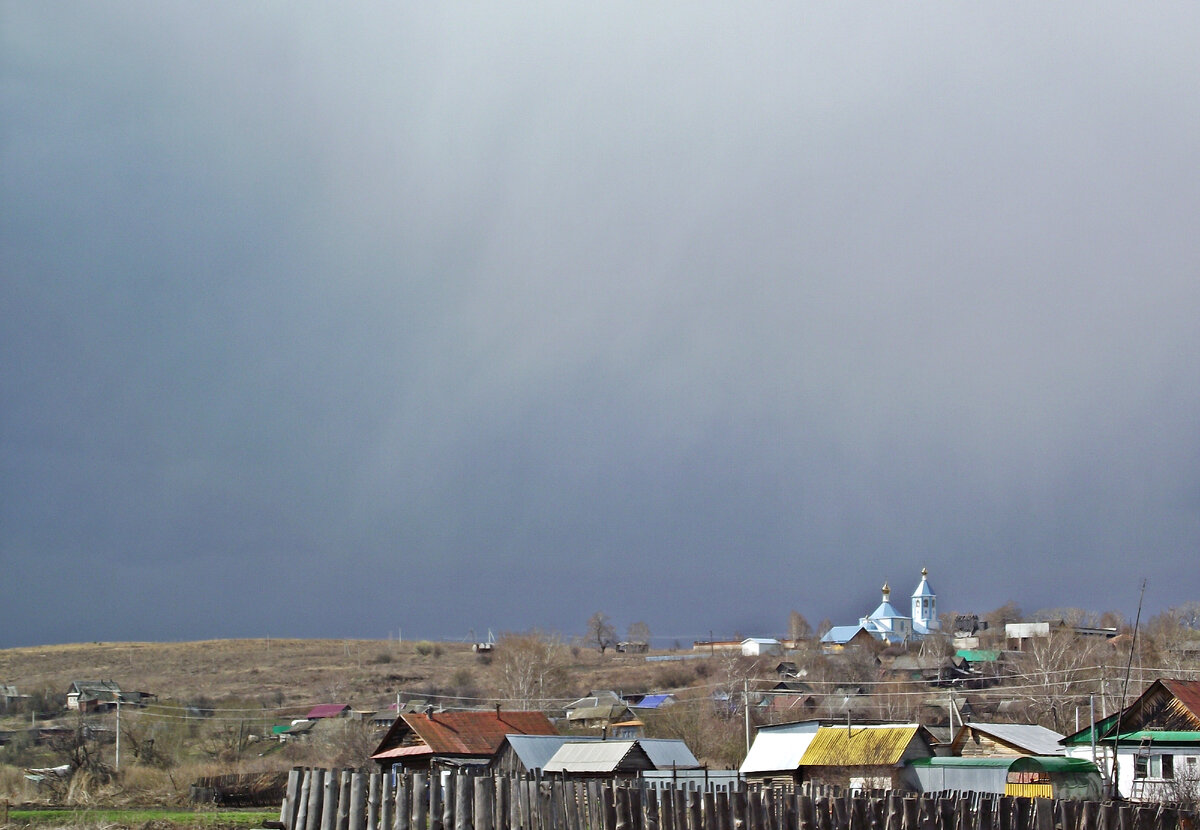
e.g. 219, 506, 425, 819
0, 637, 717, 807
0, 638, 679, 713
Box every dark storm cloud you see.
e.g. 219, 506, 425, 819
3, 3, 1199, 647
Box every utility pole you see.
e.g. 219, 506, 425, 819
743, 678, 751, 753
115, 699, 121, 771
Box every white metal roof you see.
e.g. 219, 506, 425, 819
543, 740, 643, 773
960, 722, 1065, 756
739, 729, 819, 774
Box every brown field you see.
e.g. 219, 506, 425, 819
0, 638, 686, 711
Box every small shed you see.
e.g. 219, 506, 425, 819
491, 734, 600, 776
543, 740, 655, 778
741, 638, 783, 657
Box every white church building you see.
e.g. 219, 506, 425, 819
821, 568, 940, 647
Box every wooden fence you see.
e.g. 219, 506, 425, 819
277, 768, 1195, 830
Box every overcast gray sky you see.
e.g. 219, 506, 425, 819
3, 3, 1199, 649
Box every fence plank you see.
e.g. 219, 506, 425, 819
477, 776, 496, 830
394, 775, 409, 830
319, 769, 338, 830
350, 773, 367, 830
413, 774, 428, 830
296, 770, 314, 830
455, 773, 473, 830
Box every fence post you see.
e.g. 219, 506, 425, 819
349, 773, 367, 830
319, 770, 338, 830
283, 767, 303, 830
394, 774, 410, 830
381, 773, 393, 830
645, 786, 660, 830
368, 773, 381, 830
442, 772, 456, 830
477, 775, 496, 830
455, 772, 474, 830
413, 774, 428, 830
297, 769, 314, 830
308, 770, 326, 830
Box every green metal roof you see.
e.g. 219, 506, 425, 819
1112, 731, 1200, 744
908, 757, 1012, 768
955, 649, 1000, 662
1009, 756, 1100, 774
908, 756, 1099, 775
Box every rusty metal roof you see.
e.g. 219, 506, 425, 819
1161, 679, 1200, 721
372, 710, 557, 760
799, 724, 925, 767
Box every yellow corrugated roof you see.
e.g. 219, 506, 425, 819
798, 725, 920, 767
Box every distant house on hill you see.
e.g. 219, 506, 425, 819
741, 638, 783, 657
306, 703, 351, 720
564, 691, 635, 731
67, 681, 121, 712
371, 709, 558, 772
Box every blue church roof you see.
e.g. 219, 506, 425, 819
912, 569, 935, 597
869, 600, 905, 620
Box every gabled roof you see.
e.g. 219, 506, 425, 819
633, 694, 674, 709
868, 600, 905, 621
69, 680, 122, 698
372, 710, 557, 760
953, 722, 1064, 756
740, 726, 820, 774
1062, 678, 1200, 746
500, 734, 600, 772
543, 740, 653, 774
638, 739, 700, 769
566, 704, 632, 723
821, 625, 868, 644
799, 724, 931, 767
565, 691, 622, 710
307, 703, 351, 719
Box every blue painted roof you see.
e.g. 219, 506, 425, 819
912, 572, 935, 597
869, 600, 904, 620
635, 694, 673, 709
821, 625, 866, 643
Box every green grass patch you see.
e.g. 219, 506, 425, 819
5, 807, 276, 828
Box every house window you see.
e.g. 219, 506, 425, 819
1136, 755, 1175, 779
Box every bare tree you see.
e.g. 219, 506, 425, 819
586, 612, 617, 654
626, 621, 652, 646
788, 611, 812, 642
1017, 629, 1103, 733
492, 631, 568, 709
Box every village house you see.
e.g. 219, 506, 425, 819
741, 719, 937, 788
797, 723, 938, 790
951, 722, 1065, 757
305, 703, 352, 720
371, 709, 558, 772
563, 691, 635, 731
66, 680, 121, 712
1062, 677, 1200, 801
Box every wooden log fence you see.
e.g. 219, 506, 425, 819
278, 768, 1195, 830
